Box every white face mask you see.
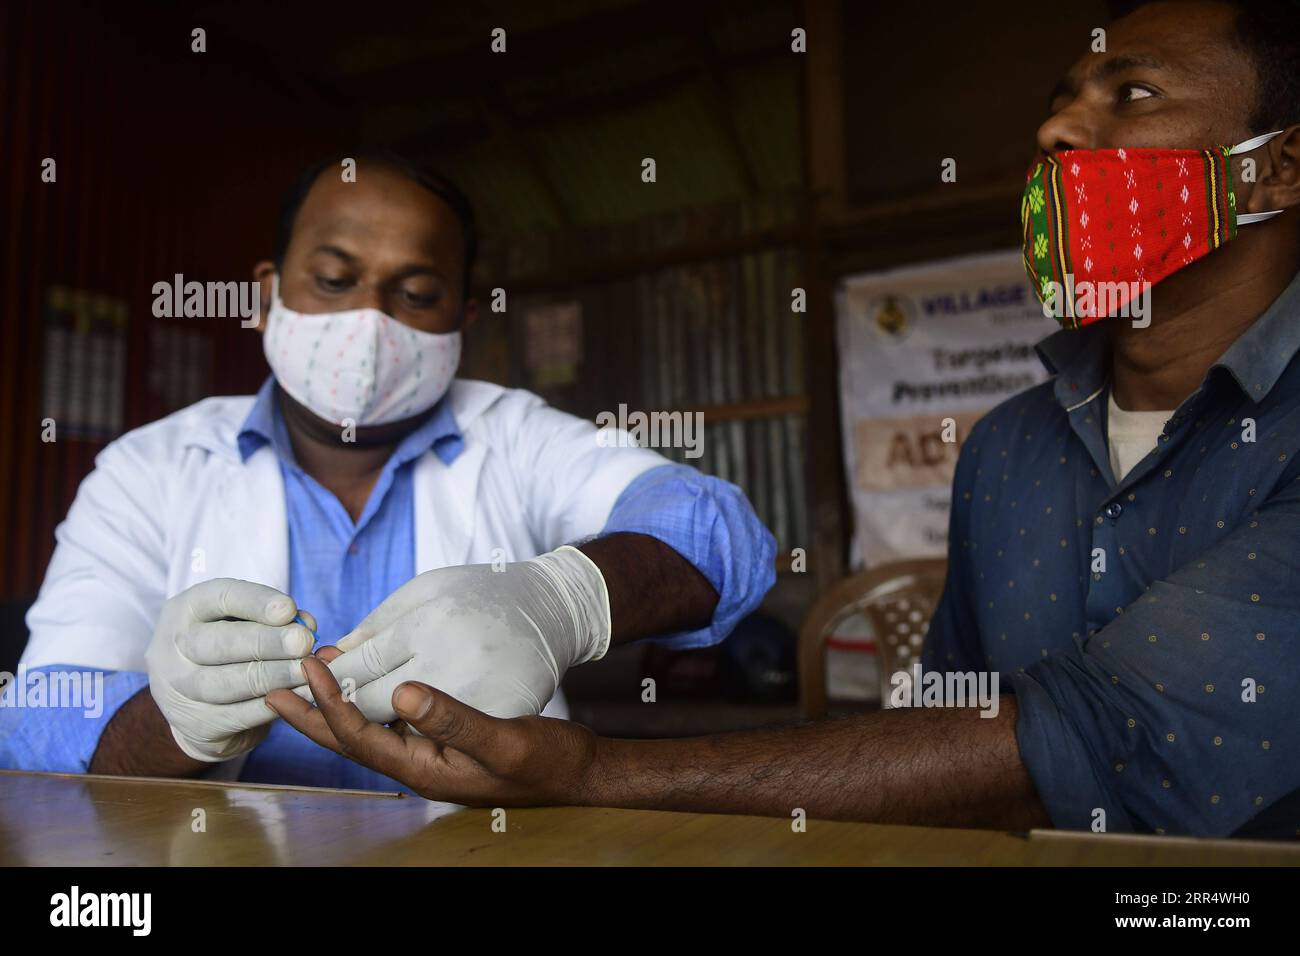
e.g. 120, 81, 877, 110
262, 274, 461, 427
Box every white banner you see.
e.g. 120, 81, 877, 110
835, 249, 1059, 569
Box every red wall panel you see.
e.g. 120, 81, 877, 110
1, 1, 359, 598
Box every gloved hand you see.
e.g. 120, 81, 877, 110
146, 578, 317, 762
306, 546, 611, 724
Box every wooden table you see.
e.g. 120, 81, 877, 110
2, 770, 1297, 866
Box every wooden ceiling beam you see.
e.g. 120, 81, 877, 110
394, 43, 793, 160
349, 0, 760, 99
474, 92, 574, 226
472, 219, 806, 297
692, 33, 760, 198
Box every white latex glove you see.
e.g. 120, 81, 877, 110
146, 578, 317, 762
305, 546, 610, 724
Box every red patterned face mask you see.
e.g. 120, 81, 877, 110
1021, 131, 1283, 328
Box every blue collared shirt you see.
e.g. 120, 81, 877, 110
2, 379, 775, 786
924, 268, 1300, 839
235, 379, 462, 790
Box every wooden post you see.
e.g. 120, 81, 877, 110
800, 0, 849, 590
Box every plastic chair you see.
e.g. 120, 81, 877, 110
797, 558, 948, 719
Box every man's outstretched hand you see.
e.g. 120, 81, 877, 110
271, 651, 1050, 830
266, 657, 600, 807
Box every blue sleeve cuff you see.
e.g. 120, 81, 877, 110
600, 463, 777, 649
0, 666, 150, 773
1010, 665, 1136, 833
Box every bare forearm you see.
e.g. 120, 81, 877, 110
581, 697, 1051, 829
89, 687, 209, 777
580, 532, 718, 646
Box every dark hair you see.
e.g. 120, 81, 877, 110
1114, 1, 1300, 130
273, 151, 479, 295
1227, 0, 1300, 130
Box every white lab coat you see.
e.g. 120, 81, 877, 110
22, 378, 669, 726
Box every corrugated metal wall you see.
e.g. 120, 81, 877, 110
485, 195, 810, 552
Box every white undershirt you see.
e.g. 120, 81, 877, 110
1106, 388, 1173, 481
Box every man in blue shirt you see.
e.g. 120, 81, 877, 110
1, 152, 776, 791
270, 0, 1300, 837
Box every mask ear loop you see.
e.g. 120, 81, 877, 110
1230, 130, 1286, 224
1229, 129, 1285, 155
1237, 210, 1284, 224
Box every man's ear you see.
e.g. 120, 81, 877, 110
252, 260, 275, 333
1245, 125, 1300, 214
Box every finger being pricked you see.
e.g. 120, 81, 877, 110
265, 680, 343, 754
314, 644, 342, 664
268, 657, 414, 778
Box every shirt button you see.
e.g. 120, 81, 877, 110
348, 543, 360, 555
1104, 503, 1123, 519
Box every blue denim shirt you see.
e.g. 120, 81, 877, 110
924, 268, 1300, 838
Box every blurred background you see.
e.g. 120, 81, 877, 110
1, 0, 1119, 736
